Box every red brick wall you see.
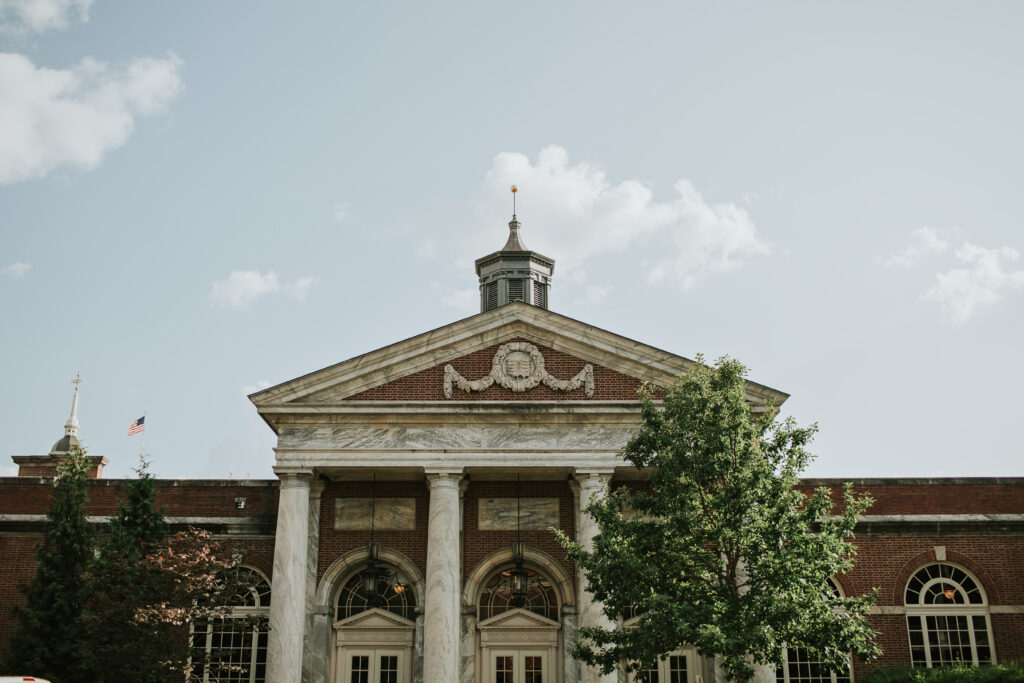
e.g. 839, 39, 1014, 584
347, 338, 652, 401
0, 535, 43, 658
0, 478, 280, 660
317, 480, 430, 586
841, 536, 1024, 674
462, 480, 576, 588
798, 480, 1024, 515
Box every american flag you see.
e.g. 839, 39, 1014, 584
127, 416, 145, 435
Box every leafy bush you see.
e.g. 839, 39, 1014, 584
862, 664, 1024, 683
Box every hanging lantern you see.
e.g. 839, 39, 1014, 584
362, 541, 383, 600
510, 541, 529, 607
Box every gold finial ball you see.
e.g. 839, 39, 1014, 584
510, 185, 517, 193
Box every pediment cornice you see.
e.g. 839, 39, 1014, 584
250, 304, 787, 433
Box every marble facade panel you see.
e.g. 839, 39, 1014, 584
478, 497, 560, 530
334, 497, 416, 530
279, 425, 633, 451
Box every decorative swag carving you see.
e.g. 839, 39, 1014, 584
443, 342, 594, 398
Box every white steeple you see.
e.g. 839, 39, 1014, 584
64, 373, 81, 437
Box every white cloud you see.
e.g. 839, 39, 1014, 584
879, 226, 950, 268
576, 285, 610, 306
2, 261, 31, 278
211, 271, 280, 309
241, 380, 272, 395
211, 270, 316, 310
441, 286, 477, 312
0, 51, 184, 184
0, 0, 91, 34
332, 202, 351, 223
923, 243, 1024, 324
452, 146, 768, 290
283, 276, 316, 301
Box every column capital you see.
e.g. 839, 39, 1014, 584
573, 470, 613, 490
273, 467, 315, 485
425, 469, 464, 490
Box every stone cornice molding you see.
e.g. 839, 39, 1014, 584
249, 304, 787, 430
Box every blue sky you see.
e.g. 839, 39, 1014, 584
1, 1, 1022, 479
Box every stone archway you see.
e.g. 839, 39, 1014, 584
310, 546, 425, 683
462, 547, 575, 683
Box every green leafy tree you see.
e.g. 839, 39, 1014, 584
82, 457, 171, 683
558, 356, 880, 681
3, 447, 94, 683
82, 460, 257, 683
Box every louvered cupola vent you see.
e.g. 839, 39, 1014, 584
475, 214, 555, 313
508, 279, 525, 302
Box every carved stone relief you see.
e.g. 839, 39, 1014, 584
334, 498, 416, 531
478, 498, 560, 531
443, 342, 594, 398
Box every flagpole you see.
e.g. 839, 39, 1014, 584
139, 411, 147, 466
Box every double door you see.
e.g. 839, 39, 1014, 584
490, 649, 547, 683
341, 648, 407, 683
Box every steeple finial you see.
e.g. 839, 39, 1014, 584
65, 373, 81, 437
511, 184, 517, 218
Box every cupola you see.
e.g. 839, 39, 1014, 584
474, 186, 555, 313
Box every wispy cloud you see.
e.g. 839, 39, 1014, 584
878, 226, 950, 268
472, 146, 770, 291
241, 380, 272, 395
332, 202, 352, 224
2, 261, 31, 279
210, 270, 316, 310
0, 0, 92, 34
576, 285, 610, 306
0, 51, 184, 184
923, 243, 1024, 324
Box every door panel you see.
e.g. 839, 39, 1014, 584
490, 650, 546, 683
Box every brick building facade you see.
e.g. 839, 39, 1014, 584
2, 217, 1022, 682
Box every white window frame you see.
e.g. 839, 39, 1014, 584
341, 648, 407, 683
628, 650, 695, 683
489, 649, 547, 683
193, 566, 271, 683
904, 563, 997, 668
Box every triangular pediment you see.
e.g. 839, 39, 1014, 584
478, 607, 560, 630
334, 607, 415, 629
250, 303, 786, 432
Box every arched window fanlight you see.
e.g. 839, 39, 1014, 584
479, 565, 558, 621
336, 566, 417, 621
194, 566, 271, 683
905, 563, 994, 667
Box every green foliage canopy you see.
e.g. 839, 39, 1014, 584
558, 357, 880, 681
3, 447, 94, 683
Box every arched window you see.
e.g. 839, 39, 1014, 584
335, 565, 417, 621
776, 578, 852, 683
905, 563, 994, 667
478, 564, 559, 621
194, 566, 271, 683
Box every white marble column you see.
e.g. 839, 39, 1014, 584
574, 471, 617, 683
423, 470, 463, 683
302, 479, 325, 682
267, 469, 314, 683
